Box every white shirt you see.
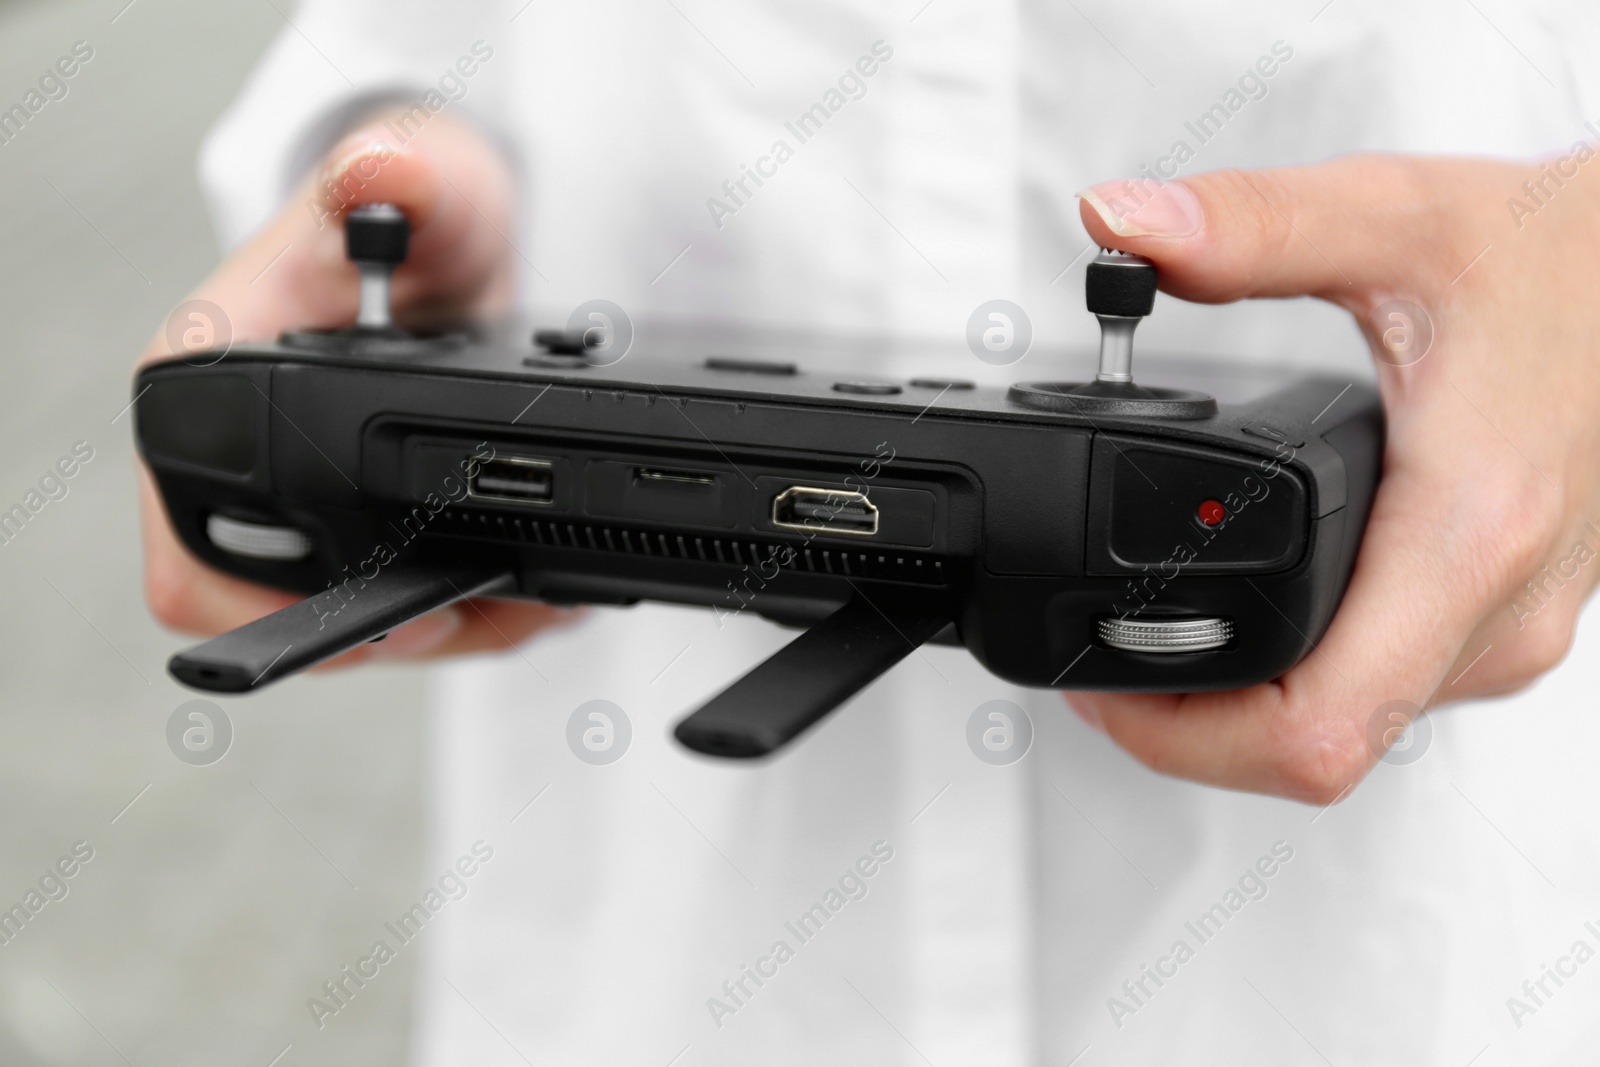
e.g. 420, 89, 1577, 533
203, 3, 1600, 1063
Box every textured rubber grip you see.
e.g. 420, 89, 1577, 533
346, 203, 409, 265
1086, 255, 1158, 317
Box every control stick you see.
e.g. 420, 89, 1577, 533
1072, 249, 1160, 398
346, 203, 409, 333
1005, 247, 1217, 418
1087, 249, 1158, 386
279, 201, 459, 354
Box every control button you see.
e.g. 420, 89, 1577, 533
833, 380, 902, 395
1242, 423, 1305, 449
908, 377, 975, 390
1098, 616, 1232, 653
705, 357, 797, 376
206, 514, 313, 561
533, 329, 592, 356
1196, 499, 1226, 526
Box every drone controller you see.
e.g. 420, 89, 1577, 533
135, 204, 1382, 757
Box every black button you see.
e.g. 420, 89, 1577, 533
833, 380, 902, 395
1241, 423, 1305, 449
908, 378, 975, 390
705, 357, 797, 375
532, 329, 591, 355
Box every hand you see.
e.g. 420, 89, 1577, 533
139, 112, 571, 665
1070, 153, 1600, 803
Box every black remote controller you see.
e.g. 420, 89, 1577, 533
135, 204, 1382, 758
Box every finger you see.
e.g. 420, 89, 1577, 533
1075, 154, 1502, 307
295, 116, 517, 322
373, 599, 577, 660
326, 600, 577, 669
1437, 518, 1597, 697
140, 468, 300, 633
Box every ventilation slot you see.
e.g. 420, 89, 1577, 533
427, 508, 948, 585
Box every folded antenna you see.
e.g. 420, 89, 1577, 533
168, 564, 513, 692
674, 588, 950, 758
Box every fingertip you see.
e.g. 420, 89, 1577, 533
312, 126, 445, 233
1076, 178, 1204, 241
1074, 176, 1247, 303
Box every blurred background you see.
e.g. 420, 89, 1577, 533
0, 0, 429, 1063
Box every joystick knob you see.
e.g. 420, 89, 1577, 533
346, 203, 408, 332
1006, 247, 1216, 419
1085, 249, 1158, 385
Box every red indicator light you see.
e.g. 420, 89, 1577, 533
1197, 499, 1226, 526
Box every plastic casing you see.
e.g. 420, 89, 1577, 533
134, 325, 1382, 692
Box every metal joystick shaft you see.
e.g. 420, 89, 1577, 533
346, 203, 409, 332
1005, 247, 1216, 419
1086, 249, 1158, 385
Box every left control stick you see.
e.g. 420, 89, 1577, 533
347, 202, 409, 333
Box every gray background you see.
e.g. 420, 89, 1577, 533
0, 1, 426, 1063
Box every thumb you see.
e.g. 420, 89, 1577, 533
298, 115, 518, 327
146, 111, 516, 362
1075, 154, 1486, 310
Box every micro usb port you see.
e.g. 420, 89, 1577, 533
468, 456, 554, 505
771, 485, 879, 536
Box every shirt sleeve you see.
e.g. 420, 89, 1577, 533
197, 0, 518, 251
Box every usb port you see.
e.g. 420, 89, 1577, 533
469, 456, 554, 505
634, 467, 717, 488
772, 485, 879, 537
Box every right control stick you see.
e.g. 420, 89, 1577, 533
1082, 248, 1159, 398
1006, 247, 1216, 418
1087, 249, 1157, 387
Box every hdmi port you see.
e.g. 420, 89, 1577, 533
772, 486, 879, 537
469, 456, 554, 505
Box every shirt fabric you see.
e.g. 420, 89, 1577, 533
201, 2, 1600, 1063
